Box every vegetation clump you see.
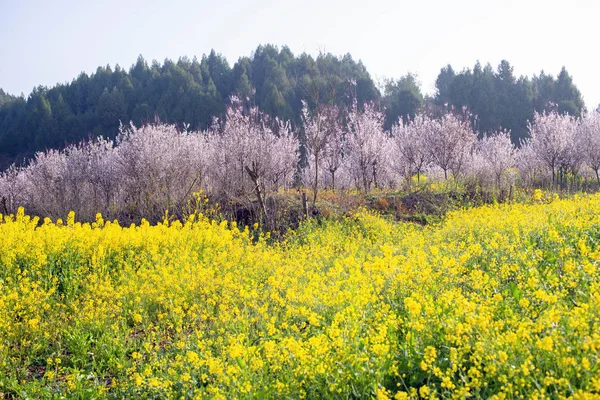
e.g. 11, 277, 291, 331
0, 193, 599, 398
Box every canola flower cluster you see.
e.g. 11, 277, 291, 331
0, 195, 599, 399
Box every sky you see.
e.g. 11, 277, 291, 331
1, 0, 599, 107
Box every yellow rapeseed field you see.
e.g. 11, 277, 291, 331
0, 194, 599, 399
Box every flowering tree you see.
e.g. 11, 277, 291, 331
578, 111, 600, 184
0, 140, 119, 220
322, 111, 345, 190
346, 101, 389, 192
115, 122, 207, 219
20, 149, 69, 218
391, 114, 433, 185
425, 112, 477, 180
4, 96, 600, 223
301, 101, 342, 205
0, 165, 25, 215
514, 142, 545, 188
64, 138, 117, 218
526, 110, 578, 186
210, 98, 298, 223
476, 130, 516, 188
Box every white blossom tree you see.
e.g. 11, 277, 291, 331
115, 122, 208, 219
21, 149, 69, 217
424, 112, 477, 180
322, 111, 345, 190
346, 101, 389, 192
301, 101, 342, 205
5, 95, 600, 223
391, 114, 433, 186
0, 165, 26, 215
515, 142, 544, 187
476, 130, 516, 188
577, 111, 600, 184
526, 110, 578, 186
209, 97, 299, 223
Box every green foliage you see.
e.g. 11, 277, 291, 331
433, 61, 584, 144
0, 89, 17, 107
382, 74, 423, 130
0, 49, 587, 170
0, 45, 380, 169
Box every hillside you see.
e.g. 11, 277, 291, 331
0, 45, 585, 170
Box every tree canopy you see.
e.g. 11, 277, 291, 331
433, 61, 585, 144
0, 46, 586, 170
0, 45, 383, 169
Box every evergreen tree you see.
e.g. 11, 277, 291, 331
555, 67, 584, 116
382, 73, 423, 130
0, 46, 587, 170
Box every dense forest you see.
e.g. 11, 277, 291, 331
433, 61, 585, 144
0, 44, 586, 170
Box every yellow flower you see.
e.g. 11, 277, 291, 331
133, 373, 143, 386
536, 336, 553, 352
132, 312, 143, 324
28, 318, 40, 329
394, 391, 409, 400
376, 387, 391, 400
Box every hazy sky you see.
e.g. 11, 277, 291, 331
1, 0, 599, 107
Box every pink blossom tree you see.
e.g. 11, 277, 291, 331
322, 112, 345, 190
301, 101, 342, 205
0, 165, 26, 215
391, 114, 433, 186
476, 130, 516, 188
346, 101, 389, 192
425, 112, 477, 180
526, 110, 578, 186
577, 111, 600, 184
209, 97, 299, 224
115, 122, 208, 219
22, 149, 69, 217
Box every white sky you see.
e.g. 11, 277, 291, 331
1, 0, 598, 107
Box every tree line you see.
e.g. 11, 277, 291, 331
1, 91, 598, 226
0, 45, 587, 170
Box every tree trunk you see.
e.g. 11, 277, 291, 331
245, 164, 269, 227
362, 166, 369, 193
301, 191, 308, 220
372, 164, 377, 190
1, 196, 7, 215
330, 169, 336, 192
312, 152, 319, 210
